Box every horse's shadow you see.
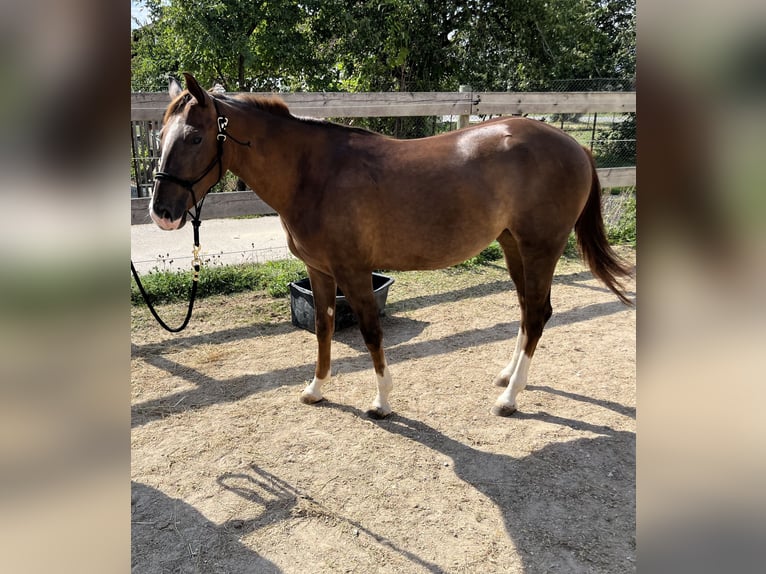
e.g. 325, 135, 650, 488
131, 481, 282, 573
316, 400, 636, 573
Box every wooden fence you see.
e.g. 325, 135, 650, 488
131, 91, 635, 224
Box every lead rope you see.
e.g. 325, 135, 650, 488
130, 197, 204, 333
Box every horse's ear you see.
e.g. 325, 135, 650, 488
183, 72, 208, 108
168, 77, 183, 99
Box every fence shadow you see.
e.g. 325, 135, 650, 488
389, 278, 512, 313
130, 264, 634, 362
526, 384, 636, 419
130, 319, 297, 360
129, 274, 508, 357
132, 295, 630, 428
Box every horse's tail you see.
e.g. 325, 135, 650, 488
574, 148, 634, 306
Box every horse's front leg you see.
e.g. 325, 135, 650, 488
300, 267, 337, 405
338, 273, 392, 419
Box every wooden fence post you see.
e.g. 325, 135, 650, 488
458, 85, 471, 129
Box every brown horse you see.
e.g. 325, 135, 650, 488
150, 73, 632, 418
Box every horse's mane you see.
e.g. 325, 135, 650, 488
226, 93, 292, 117
163, 93, 192, 124
162, 91, 292, 124
165, 90, 377, 137
225, 93, 377, 136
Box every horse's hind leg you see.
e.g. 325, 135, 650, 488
336, 272, 393, 419
300, 267, 337, 405
492, 235, 557, 416
491, 285, 552, 416
492, 230, 527, 389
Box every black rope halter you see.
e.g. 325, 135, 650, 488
131, 97, 251, 332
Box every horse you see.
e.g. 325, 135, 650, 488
150, 73, 633, 419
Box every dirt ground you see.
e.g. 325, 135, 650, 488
131, 251, 636, 573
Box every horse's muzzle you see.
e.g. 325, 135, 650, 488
150, 207, 187, 230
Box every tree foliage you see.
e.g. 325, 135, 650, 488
132, 0, 635, 93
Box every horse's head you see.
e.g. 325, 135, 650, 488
150, 73, 223, 230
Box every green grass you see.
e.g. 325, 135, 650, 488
230, 213, 275, 220
452, 241, 504, 268
606, 194, 636, 246
563, 190, 636, 258
131, 258, 307, 306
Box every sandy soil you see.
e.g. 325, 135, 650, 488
131, 252, 636, 573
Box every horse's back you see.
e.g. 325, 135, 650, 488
346, 116, 592, 222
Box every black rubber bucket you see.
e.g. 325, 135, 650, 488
289, 272, 395, 332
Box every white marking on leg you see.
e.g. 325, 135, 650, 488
301, 373, 329, 404
326, 307, 334, 317
493, 351, 532, 414
495, 326, 526, 386
371, 364, 393, 417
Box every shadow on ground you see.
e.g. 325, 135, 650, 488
316, 399, 636, 573
132, 481, 282, 573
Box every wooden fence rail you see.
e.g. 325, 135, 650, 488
131, 166, 635, 225
131, 90, 635, 121
131, 90, 635, 224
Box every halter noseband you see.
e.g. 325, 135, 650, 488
154, 98, 250, 210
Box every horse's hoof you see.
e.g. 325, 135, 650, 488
300, 392, 324, 405
490, 404, 517, 417
366, 407, 392, 420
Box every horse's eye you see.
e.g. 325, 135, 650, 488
191, 136, 202, 145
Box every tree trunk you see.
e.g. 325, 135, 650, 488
238, 53, 245, 90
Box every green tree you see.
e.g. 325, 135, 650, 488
131, 5, 181, 91
308, 0, 459, 92
131, 1, 328, 91
450, 0, 635, 91
131, 0, 635, 94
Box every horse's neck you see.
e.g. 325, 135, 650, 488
226, 107, 308, 214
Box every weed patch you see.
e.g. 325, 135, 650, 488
452, 241, 504, 269
131, 259, 307, 306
